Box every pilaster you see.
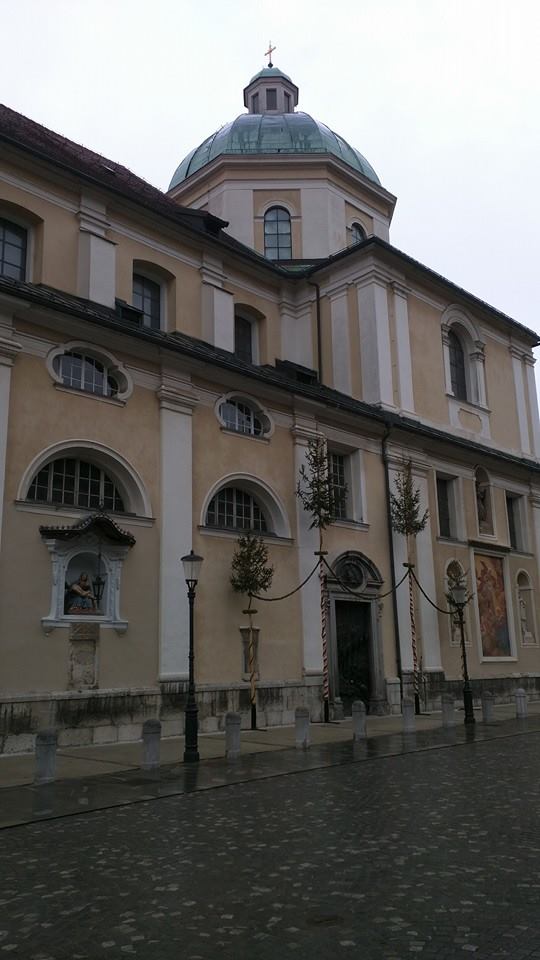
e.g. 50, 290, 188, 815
158, 380, 198, 680
200, 255, 234, 352
291, 421, 323, 677
76, 193, 116, 307
356, 273, 394, 408
415, 475, 443, 672
510, 346, 530, 455
0, 329, 22, 552
524, 355, 540, 459
329, 286, 351, 394
392, 282, 415, 415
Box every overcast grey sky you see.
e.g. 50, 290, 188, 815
1, 0, 539, 336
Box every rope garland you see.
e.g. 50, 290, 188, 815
251, 559, 320, 602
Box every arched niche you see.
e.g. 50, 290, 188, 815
474, 466, 494, 536
516, 570, 537, 645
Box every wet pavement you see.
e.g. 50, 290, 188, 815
2, 719, 540, 958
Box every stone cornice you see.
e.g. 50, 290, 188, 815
391, 281, 411, 299
157, 385, 198, 415
0, 335, 22, 366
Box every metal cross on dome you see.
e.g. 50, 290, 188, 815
265, 41, 276, 67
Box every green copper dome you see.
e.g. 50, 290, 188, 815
168, 111, 380, 189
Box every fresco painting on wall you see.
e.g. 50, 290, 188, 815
474, 554, 511, 657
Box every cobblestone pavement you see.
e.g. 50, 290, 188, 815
2, 732, 540, 960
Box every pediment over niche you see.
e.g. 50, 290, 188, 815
329, 551, 384, 594
39, 512, 136, 546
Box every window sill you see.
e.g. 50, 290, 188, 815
446, 393, 491, 415
219, 427, 270, 444
42, 617, 128, 635
198, 525, 293, 546
436, 536, 468, 546
331, 519, 369, 532
15, 501, 154, 526
53, 383, 127, 406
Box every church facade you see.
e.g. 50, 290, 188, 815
1, 65, 540, 752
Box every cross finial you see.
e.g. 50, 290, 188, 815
265, 41, 276, 67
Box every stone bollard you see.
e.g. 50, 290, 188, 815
515, 687, 528, 719
34, 729, 57, 785
441, 693, 455, 728
351, 700, 367, 741
402, 698, 416, 734
295, 707, 310, 750
481, 691, 494, 723
141, 719, 161, 770
225, 712, 241, 760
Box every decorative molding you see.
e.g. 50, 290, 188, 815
0, 335, 22, 366
156, 384, 198, 415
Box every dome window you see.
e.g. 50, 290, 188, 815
264, 206, 292, 260
251, 93, 259, 113
266, 89, 277, 110
350, 222, 366, 245
0, 217, 27, 281
448, 330, 467, 401
133, 274, 161, 330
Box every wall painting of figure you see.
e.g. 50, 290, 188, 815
474, 553, 511, 657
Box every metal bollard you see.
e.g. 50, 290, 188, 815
295, 707, 310, 750
34, 729, 57, 785
351, 700, 367, 741
225, 712, 241, 760
402, 698, 416, 734
441, 693, 455, 728
515, 687, 528, 719
142, 719, 161, 770
481, 691, 494, 723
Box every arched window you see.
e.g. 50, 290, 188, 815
448, 330, 467, 401
133, 274, 161, 329
27, 458, 125, 512
234, 315, 253, 363
0, 217, 27, 280
264, 207, 292, 261
206, 487, 268, 532
350, 222, 366, 245
53, 351, 119, 398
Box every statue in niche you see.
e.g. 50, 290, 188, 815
65, 572, 98, 615
519, 592, 534, 644
476, 481, 490, 532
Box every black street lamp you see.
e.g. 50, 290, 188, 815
181, 550, 204, 763
449, 581, 475, 725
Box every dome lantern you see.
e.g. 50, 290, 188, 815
243, 65, 299, 115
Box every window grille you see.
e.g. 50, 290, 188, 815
133, 274, 161, 329
27, 458, 125, 512
0, 218, 27, 280
264, 207, 292, 261
54, 352, 118, 397
206, 487, 268, 532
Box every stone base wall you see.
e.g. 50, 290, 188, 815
403, 671, 540, 713
0, 677, 324, 755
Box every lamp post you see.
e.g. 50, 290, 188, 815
450, 581, 475, 725
181, 550, 204, 763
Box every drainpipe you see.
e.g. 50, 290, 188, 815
308, 280, 323, 382
382, 424, 403, 696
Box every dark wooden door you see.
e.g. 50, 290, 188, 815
335, 601, 371, 714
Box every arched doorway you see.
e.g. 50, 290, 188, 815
327, 551, 387, 717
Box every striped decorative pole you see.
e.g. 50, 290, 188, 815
316, 541, 330, 722
407, 567, 420, 715
244, 606, 258, 730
